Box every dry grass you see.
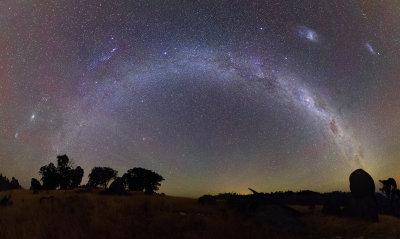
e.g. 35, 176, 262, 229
0, 190, 288, 239
0, 190, 400, 239
292, 205, 400, 239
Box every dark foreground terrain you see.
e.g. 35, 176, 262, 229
1, 190, 400, 239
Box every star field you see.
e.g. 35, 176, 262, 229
1, 0, 400, 196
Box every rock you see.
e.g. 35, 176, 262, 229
349, 169, 375, 199
107, 178, 127, 195
246, 199, 302, 232
344, 169, 378, 222
0, 195, 12, 206
322, 198, 342, 216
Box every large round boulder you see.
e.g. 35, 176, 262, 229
107, 178, 127, 195
349, 169, 375, 199
345, 169, 378, 222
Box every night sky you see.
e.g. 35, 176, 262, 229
1, 0, 400, 196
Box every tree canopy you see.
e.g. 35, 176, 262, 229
122, 167, 164, 194
0, 174, 21, 191
39, 155, 84, 190
88, 167, 117, 189
30, 178, 41, 194
40, 162, 58, 190
31, 155, 165, 194
71, 166, 84, 188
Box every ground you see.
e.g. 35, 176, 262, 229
0, 190, 399, 239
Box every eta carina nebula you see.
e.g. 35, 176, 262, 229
1, 0, 399, 196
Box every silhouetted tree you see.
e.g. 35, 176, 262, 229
39, 163, 58, 190
30, 178, 42, 194
0, 174, 8, 190
71, 166, 84, 188
379, 178, 400, 216
38, 155, 84, 190
122, 167, 164, 194
0, 174, 22, 190
57, 155, 74, 190
9, 177, 21, 189
380, 178, 397, 199
88, 167, 117, 189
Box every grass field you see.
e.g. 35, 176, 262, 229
1, 190, 400, 239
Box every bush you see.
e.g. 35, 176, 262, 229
198, 195, 216, 205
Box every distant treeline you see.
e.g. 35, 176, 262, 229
199, 188, 397, 209
198, 173, 400, 219
199, 190, 348, 207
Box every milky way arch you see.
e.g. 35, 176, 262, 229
55, 48, 364, 174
